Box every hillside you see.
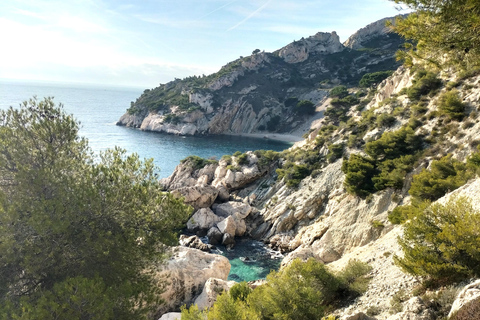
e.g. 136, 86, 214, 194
117, 16, 404, 137
158, 62, 480, 319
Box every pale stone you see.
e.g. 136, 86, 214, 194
386, 297, 434, 320
172, 185, 219, 210
217, 216, 236, 237
214, 201, 253, 219
187, 208, 223, 232
449, 279, 480, 320
194, 278, 237, 310
178, 235, 212, 252
158, 312, 181, 320
156, 247, 230, 315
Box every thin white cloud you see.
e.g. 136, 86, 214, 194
227, 0, 273, 32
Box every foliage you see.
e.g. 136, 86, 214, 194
330, 85, 349, 98
326, 143, 345, 163
0, 98, 191, 319
181, 155, 218, 170
253, 149, 281, 169
388, 202, 427, 225
395, 198, 480, 285
438, 89, 466, 121
409, 154, 472, 201
365, 127, 422, 161
235, 153, 249, 165
359, 70, 394, 88
296, 100, 316, 115
180, 304, 206, 320
267, 115, 281, 131
390, 0, 480, 71
229, 282, 252, 302
342, 154, 378, 198
404, 70, 442, 101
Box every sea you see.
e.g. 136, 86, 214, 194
0, 80, 291, 179
0, 79, 286, 281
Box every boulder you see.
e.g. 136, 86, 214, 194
213, 201, 253, 219
207, 226, 223, 245
194, 278, 237, 310
156, 247, 230, 315
172, 185, 219, 210
281, 246, 318, 268
217, 216, 237, 237
449, 279, 480, 320
187, 208, 223, 233
232, 214, 247, 236
179, 235, 213, 252
222, 233, 235, 246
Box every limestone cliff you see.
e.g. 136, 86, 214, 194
117, 16, 404, 137
161, 63, 480, 318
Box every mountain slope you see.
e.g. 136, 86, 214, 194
117, 16, 404, 137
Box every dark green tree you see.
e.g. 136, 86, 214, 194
391, 0, 480, 71
0, 98, 191, 319
395, 198, 480, 285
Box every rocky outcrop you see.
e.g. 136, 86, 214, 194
344, 16, 404, 49
278, 31, 344, 63
158, 313, 181, 320
187, 208, 223, 234
448, 279, 480, 320
156, 247, 230, 315
179, 235, 214, 252
172, 185, 219, 210
194, 278, 237, 310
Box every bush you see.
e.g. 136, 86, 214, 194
405, 70, 442, 101
181, 155, 218, 170
359, 70, 394, 88
409, 154, 472, 201
342, 154, 378, 198
267, 115, 281, 131
438, 89, 466, 121
365, 127, 422, 161
296, 100, 316, 115
330, 85, 349, 98
396, 198, 480, 285
326, 143, 344, 163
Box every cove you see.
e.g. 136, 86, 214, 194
212, 238, 283, 282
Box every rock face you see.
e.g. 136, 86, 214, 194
449, 279, 480, 320
187, 208, 223, 234
278, 31, 344, 63
194, 278, 237, 310
156, 247, 230, 315
344, 16, 403, 49
117, 16, 403, 137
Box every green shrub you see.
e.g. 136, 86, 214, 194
365, 127, 422, 161
376, 114, 396, 128
342, 154, 378, 198
409, 155, 472, 201
336, 259, 372, 296
181, 155, 218, 170
388, 203, 426, 225
236, 153, 249, 165
296, 100, 316, 115
229, 282, 252, 302
267, 115, 281, 131
359, 70, 394, 88
395, 198, 480, 285
326, 143, 344, 163
330, 85, 349, 98
438, 89, 466, 121
405, 70, 442, 101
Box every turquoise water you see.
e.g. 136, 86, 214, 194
213, 238, 283, 282
0, 80, 291, 178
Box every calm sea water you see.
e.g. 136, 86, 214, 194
0, 80, 291, 178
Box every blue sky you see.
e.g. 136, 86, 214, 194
0, 0, 407, 88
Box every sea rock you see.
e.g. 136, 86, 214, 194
194, 278, 237, 310
341, 313, 375, 320
213, 201, 253, 219
178, 235, 213, 252
217, 216, 237, 237
187, 208, 223, 233
172, 185, 219, 210
386, 297, 434, 320
448, 279, 480, 320
156, 247, 230, 315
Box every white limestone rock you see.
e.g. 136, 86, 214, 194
158, 312, 181, 320
217, 216, 236, 237
448, 279, 480, 320
213, 201, 253, 219
156, 247, 230, 315
194, 278, 237, 310
187, 208, 223, 232
172, 185, 219, 210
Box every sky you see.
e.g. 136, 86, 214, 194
0, 0, 408, 89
